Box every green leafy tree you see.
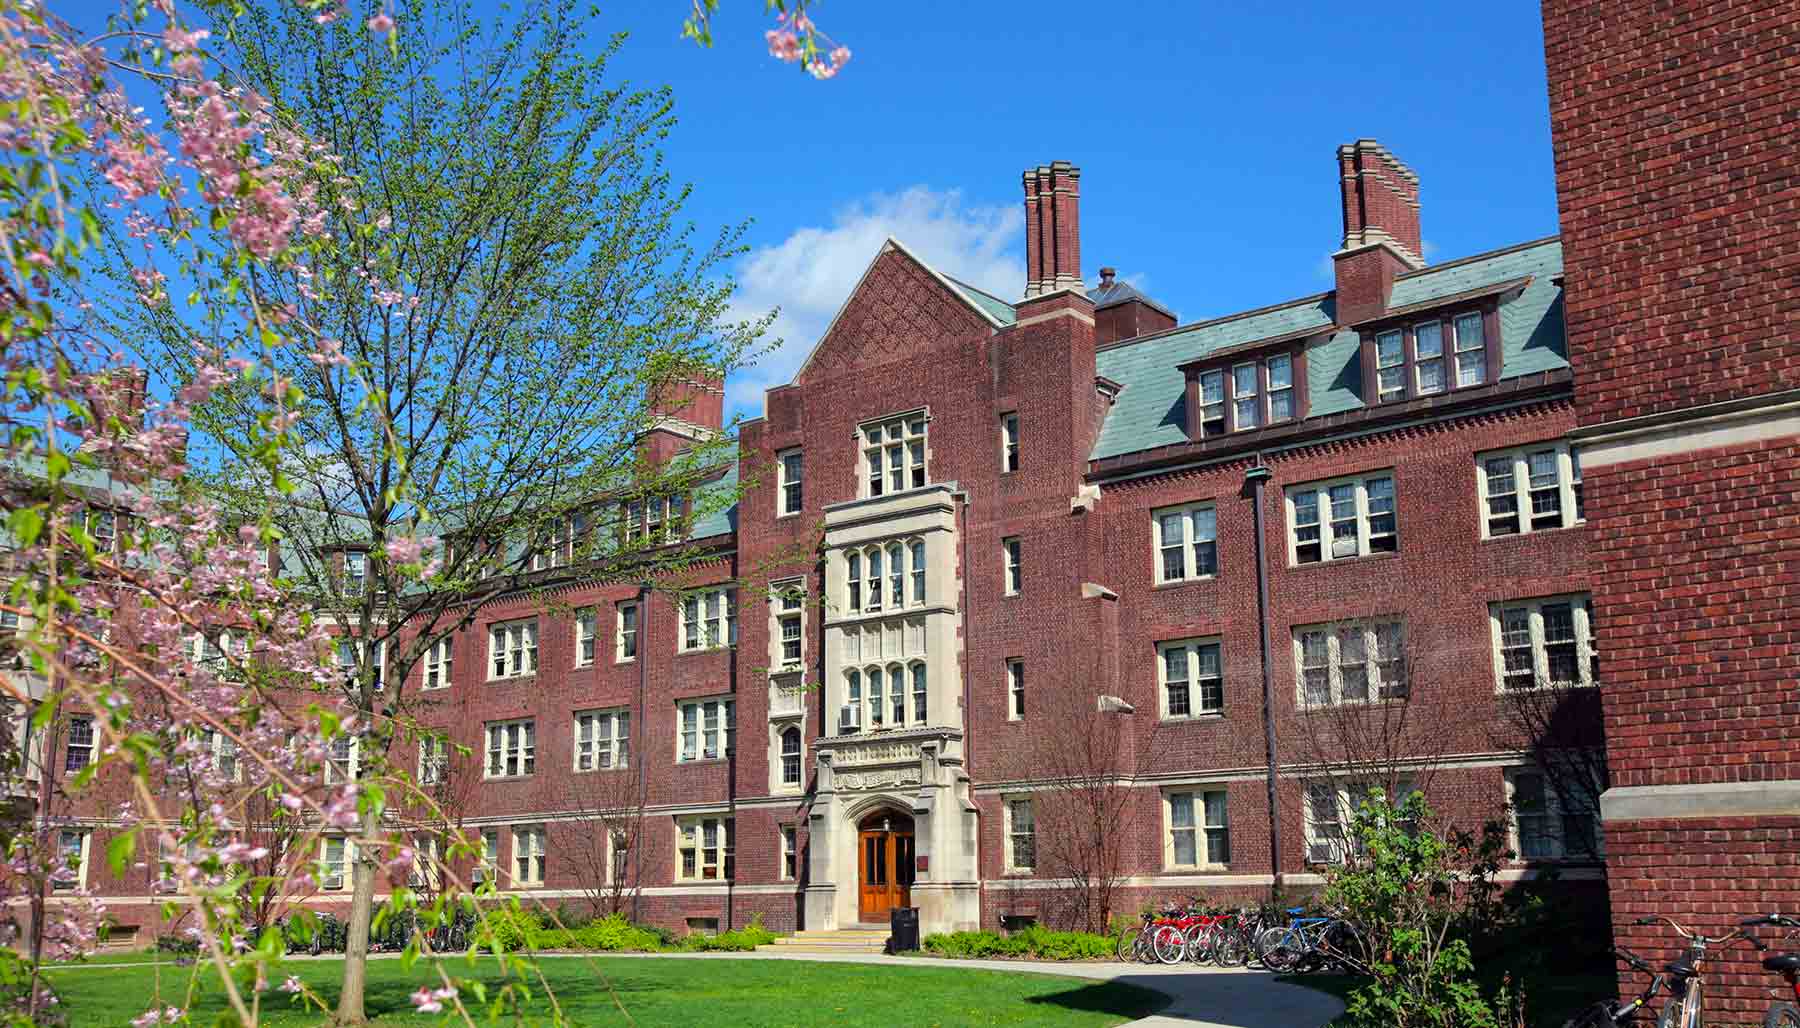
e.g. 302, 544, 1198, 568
1325, 790, 1520, 1028
89, 3, 769, 1020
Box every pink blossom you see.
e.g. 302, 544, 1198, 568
410, 986, 457, 1013
367, 13, 395, 36
281, 976, 303, 993
163, 26, 210, 52
765, 29, 802, 63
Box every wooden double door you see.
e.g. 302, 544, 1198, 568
857, 811, 915, 922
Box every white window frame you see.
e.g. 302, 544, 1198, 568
1412, 319, 1446, 396
778, 449, 804, 516
63, 715, 94, 772
621, 495, 686, 546
1476, 442, 1585, 538
487, 619, 538, 680
777, 724, 803, 789
1002, 537, 1021, 596
1265, 353, 1295, 423
52, 829, 89, 891
859, 412, 928, 498
679, 588, 737, 652
1001, 413, 1020, 473
1489, 594, 1598, 692
1156, 638, 1224, 720
321, 836, 351, 891
1004, 797, 1036, 873
779, 824, 799, 881
476, 831, 499, 884
616, 601, 638, 662
846, 539, 926, 613
676, 697, 735, 762
422, 636, 453, 690
1006, 658, 1024, 721
417, 733, 449, 785
1293, 620, 1407, 706
1152, 502, 1218, 584
326, 734, 360, 783
484, 719, 536, 779
1453, 312, 1487, 387
1375, 331, 1406, 403
343, 550, 367, 594
1164, 788, 1230, 870
511, 826, 546, 886
574, 608, 598, 667
574, 708, 629, 771
772, 579, 805, 670
201, 728, 240, 782
675, 814, 734, 882
335, 637, 386, 691
1285, 471, 1398, 565
1305, 779, 1416, 864
1506, 766, 1603, 862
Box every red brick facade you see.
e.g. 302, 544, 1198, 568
1543, 0, 1800, 1022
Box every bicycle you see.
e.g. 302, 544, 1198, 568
1633, 912, 1780, 1028
1743, 914, 1800, 1028
1558, 948, 1667, 1028
1256, 907, 1362, 973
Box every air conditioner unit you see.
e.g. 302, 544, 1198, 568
838, 704, 861, 731
1307, 843, 1338, 865
324, 873, 344, 891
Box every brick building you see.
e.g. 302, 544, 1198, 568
42, 140, 1611, 944
1542, 0, 1800, 1021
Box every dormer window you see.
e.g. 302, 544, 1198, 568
1362, 306, 1495, 406
1183, 350, 1304, 439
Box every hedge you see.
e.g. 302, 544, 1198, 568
476, 911, 775, 954
922, 927, 1113, 961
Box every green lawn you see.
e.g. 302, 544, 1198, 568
42, 955, 1168, 1026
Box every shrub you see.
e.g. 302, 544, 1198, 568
475, 907, 539, 952
922, 927, 1112, 961
678, 915, 777, 952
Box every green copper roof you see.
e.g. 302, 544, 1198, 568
1091, 238, 1566, 462
943, 276, 1017, 326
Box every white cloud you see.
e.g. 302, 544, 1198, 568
724, 187, 1023, 417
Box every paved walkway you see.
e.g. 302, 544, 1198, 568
47, 950, 1346, 1026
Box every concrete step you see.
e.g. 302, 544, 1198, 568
759, 928, 892, 955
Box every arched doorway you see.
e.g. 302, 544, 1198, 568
856, 809, 915, 922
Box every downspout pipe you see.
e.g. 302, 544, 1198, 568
1245, 462, 1282, 900
633, 581, 650, 924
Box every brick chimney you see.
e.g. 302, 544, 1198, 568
640, 371, 724, 465
1022, 161, 1084, 298
1331, 140, 1425, 325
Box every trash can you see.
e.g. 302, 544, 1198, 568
889, 907, 920, 953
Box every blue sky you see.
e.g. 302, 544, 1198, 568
70, 1, 1560, 421
583, 2, 1561, 418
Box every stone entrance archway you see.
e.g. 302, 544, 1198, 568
855, 808, 915, 922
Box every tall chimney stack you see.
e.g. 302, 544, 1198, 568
1331, 140, 1425, 325
1022, 161, 1084, 298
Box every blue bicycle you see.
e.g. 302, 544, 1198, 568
1256, 907, 1364, 973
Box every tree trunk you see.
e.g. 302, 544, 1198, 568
335, 806, 382, 1024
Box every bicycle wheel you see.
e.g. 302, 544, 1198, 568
1212, 927, 1250, 968
1765, 1003, 1800, 1028
1257, 926, 1298, 972
1115, 926, 1139, 963
1658, 997, 1694, 1028
1153, 925, 1187, 965
1559, 1002, 1623, 1028
1183, 926, 1211, 965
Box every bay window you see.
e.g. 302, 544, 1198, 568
846, 539, 926, 613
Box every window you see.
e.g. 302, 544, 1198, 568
1287, 473, 1397, 564
1167, 790, 1229, 868
53, 829, 87, 891
780, 824, 799, 880
575, 609, 597, 667
335, 637, 385, 691
910, 662, 927, 725
1006, 659, 1024, 721
1508, 768, 1601, 861
1453, 313, 1486, 386
861, 413, 927, 497
343, 551, 366, 594
1375, 331, 1406, 403
1232, 362, 1260, 429
779, 725, 802, 787
772, 581, 805, 668
322, 837, 350, 890
574, 709, 629, 771
621, 495, 686, 545
616, 601, 638, 662
64, 716, 94, 771
676, 815, 734, 881
476, 831, 499, 884
202, 729, 239, 781
1198, 370, 1226, 436
609, 831, 629, 884
512, 827, 545, 886
411, 834, 442, 890
1154, 503, 1218, 584
1478, 443, 1585, 537
1413, 320, 1445, 395
778, 450, 804, 516
484, 719, 536, 778
1001, 414, 1019, 473
418, 733, 449, 785
1266, 354, 1295, 422
846, 540, 925, 612
1306, 780, 1415, 863
327, 735, 360, 783
1157, 639, 1224, 718
1002, 538, 1021, 595
866, 666, 885, 728
844, 669, 862, 734
1294, 621, 1407, 705
1492, 595, 1598, 690
87, 509, 117, 550
422, 637, 453, 690
1005, 799, 1036, 872
677, 698, 735, 762
488, 620, 538, 679
679, 588, 737, 651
